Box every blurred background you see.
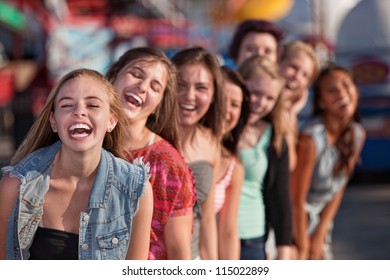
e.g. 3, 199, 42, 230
1, 0, 390, 175
0, 0, 389, 259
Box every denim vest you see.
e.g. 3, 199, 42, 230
2, 141, 148, 260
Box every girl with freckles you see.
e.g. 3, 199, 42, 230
0, 68, 153, 260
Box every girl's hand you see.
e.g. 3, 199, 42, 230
276, 245, 293, 260
309, 231, 326, 260
295, 235, 310, 260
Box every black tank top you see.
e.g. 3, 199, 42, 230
29, 227, 79, 260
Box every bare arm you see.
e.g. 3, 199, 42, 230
164, 215, 193, 259
309, 184, 346, 260
310, 128, 366, 260
126, 181, 153, 260
199, 142, 221, 260
217, 160, 243, 259
0, 175, 20, 259
199, 179, 218, 259
290, 135, 316, 260
348, 129, 366, 175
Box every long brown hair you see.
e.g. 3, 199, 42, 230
171, 46, 225, 139
312, 64, 361, 174
106, 47, 180, 149
238, 56, 286, 156
11, 68, 129, 165
221, 66, 250, 154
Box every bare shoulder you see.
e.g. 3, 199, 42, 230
294, 134, 316, 168
233, 158, 244, 178
297, 134, 316, 152
229, 159, 244, 188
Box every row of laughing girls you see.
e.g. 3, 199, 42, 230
0, 19, 365, 260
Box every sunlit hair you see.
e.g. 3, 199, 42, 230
221, 66, 250, 155
229, 19, 284, 63
11, 68, 129, 165
105, 47, 180, 149
280, 40, 320, 83
171, 46, 225, 139
238, 56, 286, 156
312, 63, 361, 174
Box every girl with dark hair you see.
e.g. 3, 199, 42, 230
291, 64, 365, 259
214, 66, 250, 259
229, 19, 285, 66
171, 46, 225, 259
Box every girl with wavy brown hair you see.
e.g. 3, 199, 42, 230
106, 47, 196, 260
171, 46, 225, 259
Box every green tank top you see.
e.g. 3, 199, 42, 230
238, 125, 271, 239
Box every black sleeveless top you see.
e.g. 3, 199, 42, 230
29, 227, 79, 260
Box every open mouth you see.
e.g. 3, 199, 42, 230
249, 110, 263, 119
125, 92, 143, 107
336, 97, 350, 107
179, 104, 197, 112
69, 123, 92, 138
285, 80, 298, 91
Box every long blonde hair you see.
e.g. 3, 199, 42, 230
238, 56, 286, 156
11, 68, 129, 165
280, 40, 320, 83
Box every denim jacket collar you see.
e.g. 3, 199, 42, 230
6, 141, 61, 184
88, 148, 112, 208
7, 141, 116, 209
